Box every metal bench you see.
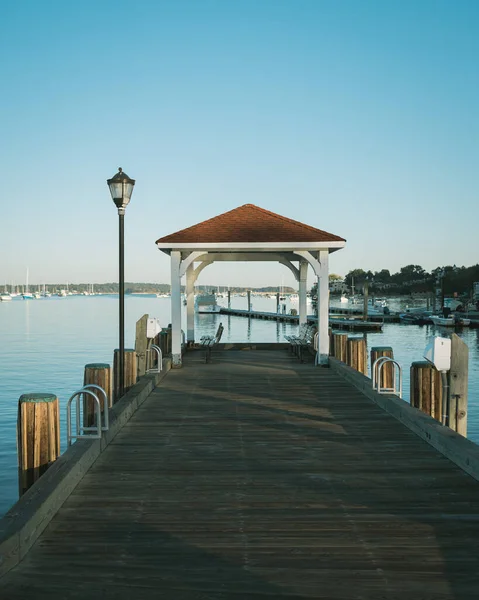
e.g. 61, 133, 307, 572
200, 322, 224, 363
294, 327, 317, 363
285, 324, 315, 361
285, 323, 308, 350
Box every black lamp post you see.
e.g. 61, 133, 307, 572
107, 167, 135, 399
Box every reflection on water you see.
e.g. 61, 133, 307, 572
1, 294, 479, 517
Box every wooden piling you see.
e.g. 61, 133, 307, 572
347, 337, 367, 374
449, 333, 468, 437
371, 346, 394, 391
363, 281, 369, 321
135, 314, 149, 377
113, 348, 137, 402
227, 290, 231, 307
83, 363, 112, 427
158, 328, 169, 356
17, 393, 60, 496
247, 290, 251, 312
333, 332, 348, 362
410, 361, 442, 423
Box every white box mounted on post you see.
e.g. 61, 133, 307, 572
424, 336, 451, 372
146, 318, 162, 339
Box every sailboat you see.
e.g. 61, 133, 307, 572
279, 277, 286, 301
0, 283, 12, 302
22, 269, 34, 299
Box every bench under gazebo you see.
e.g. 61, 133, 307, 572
156, 204, 346, 367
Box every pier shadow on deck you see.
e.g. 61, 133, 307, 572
2, 349, 479, 599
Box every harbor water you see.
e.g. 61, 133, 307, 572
1, 294, 479, 517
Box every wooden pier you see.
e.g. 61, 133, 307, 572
2, 348, 479, 598
215, 307, 384, 331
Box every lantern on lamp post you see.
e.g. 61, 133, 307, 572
107, 167, 135, 399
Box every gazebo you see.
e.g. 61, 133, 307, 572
156, 204, 346, 367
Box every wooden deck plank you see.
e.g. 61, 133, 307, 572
2, 349, 479, 599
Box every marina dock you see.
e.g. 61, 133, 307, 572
215, 307, 385, 331
2, 348, 479, 598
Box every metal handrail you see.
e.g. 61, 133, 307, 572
372, 357, 402, 397
82, 384, 109, 431
66, 384, 109, 446
147, 344, 163, 373
67, 389, 102, 447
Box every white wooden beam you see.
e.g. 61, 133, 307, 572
294, 250, 322, 277
193, 259, 214, 281
278, 258, 300, 281
170, 250, 182, 367
317, 249, 329, 364
298, 260, 308, 325
186, 263, 195, 343
179, 251, 208, 278
188, 252, 301, 263
157, 241, 345, 252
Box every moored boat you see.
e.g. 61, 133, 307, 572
195, 293, 221, 313
430, 315, 471, 327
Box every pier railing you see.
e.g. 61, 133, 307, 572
1, 352, 172, 577
329, 329, 468, 438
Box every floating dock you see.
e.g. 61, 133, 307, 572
215, 307, 384, 331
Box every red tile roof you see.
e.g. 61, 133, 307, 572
155, 204, 345, 244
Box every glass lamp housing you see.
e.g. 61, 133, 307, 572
107, 168, 135, 211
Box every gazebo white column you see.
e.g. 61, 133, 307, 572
317, 250, 329, 364
298, 260, 308, 325
186, 263, 195, 343
170, 250, 182, 367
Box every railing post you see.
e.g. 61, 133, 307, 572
410, 361, 442, 423
17, 393, 60, 496
449, 333, 468, 437
347, 336, 367, 374
114, 348, 137, 402
83, 363, 112, 426
371, 346, 394, 391
135, 314, 149, 377
333, 332, 348, 362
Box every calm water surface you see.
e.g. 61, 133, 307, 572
1, 294, 478, 517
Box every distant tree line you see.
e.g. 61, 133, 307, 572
342, 264, 479, 296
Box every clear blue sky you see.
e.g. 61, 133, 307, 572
1, 0, 478, 290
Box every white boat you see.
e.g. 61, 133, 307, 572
58, 289, 67, 297
430, 315, 470, 327
40, 284, 51, 297
195, 293, 221, 313
83, 283, 96, 296
22, 268, 34, 299
0, 293, 12, 302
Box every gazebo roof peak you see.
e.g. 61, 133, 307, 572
155, 203, 345, 245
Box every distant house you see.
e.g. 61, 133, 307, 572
330, 280, 348, 293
